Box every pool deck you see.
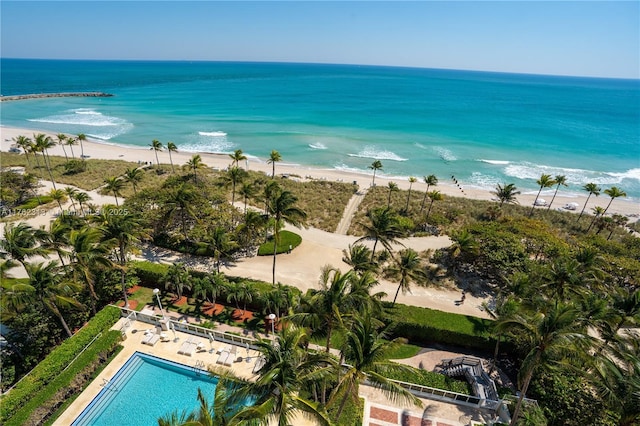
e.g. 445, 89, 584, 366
54, 312, 500, 426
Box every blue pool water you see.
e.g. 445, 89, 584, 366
72, 352, 217, 426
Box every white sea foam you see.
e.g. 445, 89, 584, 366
28, 109, 128, 127
433, 146, 457, 162
308, 142, 327, 150
348, 146, 407, 162
198, 131, 227, 137
468, 172, 500, 189
608, 168, 640, 182
479, 159, 510, 165
504, 163, 640, 188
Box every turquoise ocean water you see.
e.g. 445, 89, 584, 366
1, 59, 639, 200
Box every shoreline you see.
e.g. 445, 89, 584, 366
2, 125, 638, 219
0, 92, 113, 102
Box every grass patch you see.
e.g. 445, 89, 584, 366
384, 342, 422, 359
257, 230, 302, 256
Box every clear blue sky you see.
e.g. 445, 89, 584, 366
1, 1, 638, 78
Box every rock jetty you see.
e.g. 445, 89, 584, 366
0, 92, 113, 101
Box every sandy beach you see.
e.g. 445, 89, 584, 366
2, 126, 638, 218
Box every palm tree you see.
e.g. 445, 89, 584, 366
496, 301, 588, 425
236, 325, 335, 426
330, 312, 422, 420
425, 190, 443, 220
577, 183, 601, 222
48, 188, 68, 211
266, 189, 307, 284
238, 182, 256, 213
547, 175, 567, 210
420, 174, 438, 213
56, 133, 69, 161
103, 177, 125, 206
224, 166, 247, 205
356, 207, 404, 261
602, 186, 627, 216
587, 206, 606, 232
33, 133, 58, 189
369, 160, 383, 186
0, 222, 49, 268
42, 218, 71, 266
225, 280, 253, 315
386, 182, 398, 208
404, 176, 417, 212
342, 244, 378, 275
492, 183, 520, 207
163, 262, 192, 301
229, 149, 247, 167
386, 248, 426, 306
73, 191, 92, 216
76, 133, 87, 159
95, 208, 147, 308
150, 139, 163, 167
262, 283, 298, 318
15, 262, 83, 337
123, 167, 144, 194
203, 226, 233, 273
186, 154, 204, 183
166, 141, 177, 173
449, 228, 479, 262
530, 174, 555, 216
13, 135, 34, 166
267, 149, 282, 178
65, 136, 77, 159
162, 183, 198, 238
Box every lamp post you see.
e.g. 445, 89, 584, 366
153, 288, 166, 319
267, 313, 276, 335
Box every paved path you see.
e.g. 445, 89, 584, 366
335, 187, 368, 234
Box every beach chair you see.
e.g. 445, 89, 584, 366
216, 349, 230, 365
224, 346, 237, 366
252, 356, 266, 373
142, 333, 161, 346
178, 338, 195, 356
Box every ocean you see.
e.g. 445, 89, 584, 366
1, 59, 639, 200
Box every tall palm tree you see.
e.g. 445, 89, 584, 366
150, 139, 163, 167
236, 325, 335, 426
166, 141, 177, 173
203, 226, 234, 273
49, 188, 68, 211
238, 182, 256, 213
530, 174, 555, 216
229, 149, 247, 167
56, 133, 69, 161
162, 183, 198, 238
369, 160, 383, 187
268, 149, 282, 178
103, 176, 125, 206
386, 182, 398, 208
404, 176, 417, 212
330, 312, 422, 420
76, 133, 87, 159
186, 154, 204, 183
547, 175, 567, 210
0, 222, 49, 268
492, 183, 520, 207
42, 218, 71, 266
425, 190, 443, 220
65, 136, 77, 159
13, 135, 34, 166
163, 262, 192, 300
577, 183, 601, 222
33, 133, 58, 189
496, 301, 588, 425
602, 186, 627, 216
224, 166, 247, 205
266, 189, 307, 285
225, 280, 253, 315
420, 174, 438, 213
123, 167, 144, 194
342, 243, 378, 275
95, 207, 147, 308
356, 207, 404, 261
63, 187, 79, 213
386, 248, 426, 306
587, 206, 606, 232
73, 191, 92, 216
17, 262, 83, 337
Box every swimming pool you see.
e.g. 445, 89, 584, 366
72, 352, 218, 426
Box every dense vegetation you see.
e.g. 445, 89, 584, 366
1, 140, 638, 426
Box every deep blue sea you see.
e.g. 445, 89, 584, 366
1, 59, 639, 199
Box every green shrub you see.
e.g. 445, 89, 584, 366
131, 261, 169, 286
384, 366, 471, 395
63, 159, 87, 174
257, 230, 302, 256
0, 306, 121, 422
15, 196, 54, 210
383, 303, 495, 351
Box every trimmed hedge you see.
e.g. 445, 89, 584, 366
383, 302, 496, 351
6, 331, 122, 426
257, 230, 302, 256
131, 260, 169, 286
0, 305, 122, 422
385, 366, 471, 395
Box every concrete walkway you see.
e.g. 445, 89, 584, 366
335, 187, 368, 234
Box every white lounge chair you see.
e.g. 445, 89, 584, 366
178, 338, 197, 356
142, 333, 161, 346
216, 350, 230, 365
224, 347, 237, 366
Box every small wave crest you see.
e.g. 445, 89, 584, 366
28, 109, 128, 127
308, 142, 327, 150
479, 159, 510, 165
504, 163, 640, 187
199, 131, 227, 137
348, 146, 407, 162
433, 146, 457, 162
